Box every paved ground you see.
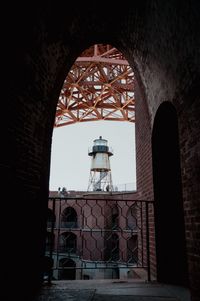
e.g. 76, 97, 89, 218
34, 280, 191, 301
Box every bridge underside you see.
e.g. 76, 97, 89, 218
55, 44, 135, 127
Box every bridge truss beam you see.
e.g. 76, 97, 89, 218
55, 44, 135, 127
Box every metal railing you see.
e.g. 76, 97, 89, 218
45, 196, 154, 282
114, 182, 136, 192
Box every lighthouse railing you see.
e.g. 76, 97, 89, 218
88, 146, 114, 154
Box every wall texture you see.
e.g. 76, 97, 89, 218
2, 1, 200, 300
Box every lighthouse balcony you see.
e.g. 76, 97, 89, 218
88, 145, 113, 156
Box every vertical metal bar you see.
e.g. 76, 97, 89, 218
80, 198, 83, 279
145, 201, 151, 282
48, 198, 55, 284
50, 198, 56, 256
56, 198, 62, 278
140, 201, 144, 266
81, 235, 84, 279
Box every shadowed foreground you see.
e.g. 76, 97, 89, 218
34, 280, 191, 301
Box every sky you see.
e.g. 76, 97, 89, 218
49, 120, 136, 192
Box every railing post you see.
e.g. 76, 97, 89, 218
145, 201, 151, 282
48, 198, 55, 284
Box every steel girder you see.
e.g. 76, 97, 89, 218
55, 44, 135, 127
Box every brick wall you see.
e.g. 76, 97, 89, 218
2, 1, 200, 300
179, 97, 200, 300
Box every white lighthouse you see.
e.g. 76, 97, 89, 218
87, 136, 114, 192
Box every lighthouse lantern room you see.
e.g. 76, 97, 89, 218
87, 136, 113, 192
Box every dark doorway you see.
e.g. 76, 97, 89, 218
127, 235, 138, 263
59, 232, 77, 253
111, 233, 119, 261
59, 258, 76, 280
152, 102, 188, 286
61, 207, 77, 228
111, 205, 119, 229
112, 268, 119, 279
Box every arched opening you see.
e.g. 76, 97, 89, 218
50, 44, 136, 192
152, 101, 188, 286
49, 43, 138, 280
61, 207, 78, 228
59, 258, 76, 280
111, 205, 119, 229
127, 205, 137, 230
59, 232, 77, 254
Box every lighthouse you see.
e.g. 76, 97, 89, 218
87, 136, 113, 192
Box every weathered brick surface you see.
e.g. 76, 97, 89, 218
2, 1, 200, 300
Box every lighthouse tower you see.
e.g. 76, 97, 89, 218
87, 136, 113, 192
